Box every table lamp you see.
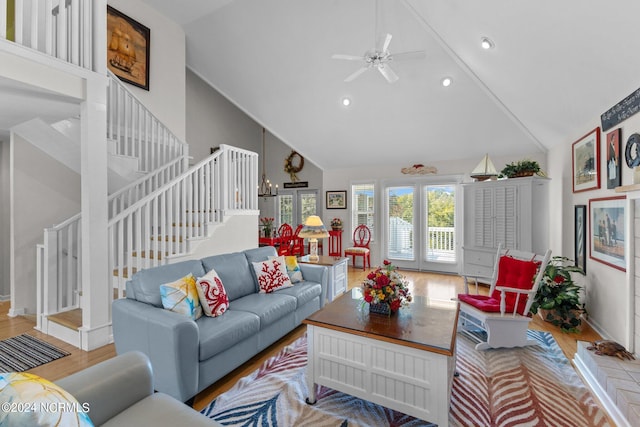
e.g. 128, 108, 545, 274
298, 215, 329, 262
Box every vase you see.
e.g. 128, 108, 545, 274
332, 226, 342, 231
369, 302, 392, 315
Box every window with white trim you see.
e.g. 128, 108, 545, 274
351, 183, 375, 239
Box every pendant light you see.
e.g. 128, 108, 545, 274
258, 127, 277, 197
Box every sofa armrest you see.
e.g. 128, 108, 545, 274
299, 263, 328, 307
112, 298, 199, 402
55, 351, 153, 427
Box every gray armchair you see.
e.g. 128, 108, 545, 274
55, 351, 218, 427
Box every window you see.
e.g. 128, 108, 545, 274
279, 194, 293, 226
351, 183, 375, 238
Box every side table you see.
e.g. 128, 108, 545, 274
298, 255, 348, 302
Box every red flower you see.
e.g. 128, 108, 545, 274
367, 272, 376, 280
364, 293, 373, 303
376, 275, 390, 287
390, 299, 401, 311
553, 275, 565, 284
383, 260, 391, 265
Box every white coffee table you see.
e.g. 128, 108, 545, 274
303, 290, 459, 426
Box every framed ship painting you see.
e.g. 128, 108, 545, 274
107, 6, 150, 90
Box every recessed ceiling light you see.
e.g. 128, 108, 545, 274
481, 37, 494, 50
341, 97, 351, 107
441, 77, 452, 87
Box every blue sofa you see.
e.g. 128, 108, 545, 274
112, 246, 328, 402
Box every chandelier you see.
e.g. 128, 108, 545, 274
258, 127, 276, 197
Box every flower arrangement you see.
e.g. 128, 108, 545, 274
362, 260, 412, 313
530, 256, 586, 332
330, 217, 343, 229
259, 217, 274, 237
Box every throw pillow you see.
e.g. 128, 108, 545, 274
0, 372, 93, 427
269, 255, 304, 283
252, 256, 293, 293
196, 268, 230, 317
160, 274, 203, 320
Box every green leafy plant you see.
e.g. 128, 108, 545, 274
499, 159, 542, 178
530, 256, 586, 332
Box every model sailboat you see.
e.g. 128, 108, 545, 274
470, 154, 498, 181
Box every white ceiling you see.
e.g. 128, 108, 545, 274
145, 0, 640, 170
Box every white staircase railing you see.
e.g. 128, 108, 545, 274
107, 70, 188, 173
109, 145, 258, 298
0, 0, 93, 70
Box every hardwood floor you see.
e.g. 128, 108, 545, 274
0, 267, 602, 413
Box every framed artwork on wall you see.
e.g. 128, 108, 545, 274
574, 205, 586, 273
606, 128, 621, 189
572, 127, 601, 193
589, 196, 626, 271
326, 191, 347, 209
107, 6, 151, 90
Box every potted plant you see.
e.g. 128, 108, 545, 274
530, 256, 586, 332
330, 217, 343, 230
499, 159, 542, 178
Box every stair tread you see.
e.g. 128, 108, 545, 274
48, 309, 82, 330
113, 267, 138, 278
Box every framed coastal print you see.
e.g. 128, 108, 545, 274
606, 128, 621, 189
572, 128, 601, 193
107, 6, 150, 90
589, 196, 626, 271
574, 205, 586, 273
326, 191, 347, 209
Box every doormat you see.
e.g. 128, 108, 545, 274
0, 334, 70, 372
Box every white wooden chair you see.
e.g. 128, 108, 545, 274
458, 246, 552, 350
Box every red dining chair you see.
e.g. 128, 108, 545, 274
344, 224, 371, 270
291, 224, 305, 256
277, 223, 294, 256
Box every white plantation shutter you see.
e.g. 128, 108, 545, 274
351, 183, 375, 239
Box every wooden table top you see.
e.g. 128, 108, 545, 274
303, 289, 459, 356
298, 255, 348, 266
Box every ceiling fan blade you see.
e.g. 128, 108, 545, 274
391, 50, 426, 61
332, 54, 365, 61
378, 64, 399, 83
344, 67, 369, 82
378, 33, 393, 53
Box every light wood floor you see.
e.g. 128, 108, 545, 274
0, 267, 602, 412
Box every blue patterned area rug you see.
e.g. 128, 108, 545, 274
201, 331, 610, 426
0, 334, 70, 372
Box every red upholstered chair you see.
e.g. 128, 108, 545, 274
457, 246, 552, 350
291, 224, 305, 257
277, 223, 294, 256
344, 225, 371, 270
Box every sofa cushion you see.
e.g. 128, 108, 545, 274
197, 310, 260, 361
201, 252, 256, 301
252, 257, 294, 293
160, 274, 203, 320
270, 255, 303, 283
129, 260, 205, 307
244, 246, 278, 287
274, 281, 322, 308
230, 293, 297, 328
196, 268, 229, 317
0, 372, 94, 427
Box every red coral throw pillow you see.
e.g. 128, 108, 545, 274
196, 268, 230, 317
492, 255, 540, 314
252, 256, 293, 293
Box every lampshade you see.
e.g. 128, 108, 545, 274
298, 216, 329, 239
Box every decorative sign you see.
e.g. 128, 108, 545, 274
601, 87, 640, 132
283, 181, 308, 189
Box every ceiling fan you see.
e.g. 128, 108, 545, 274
332, 33, 425, 84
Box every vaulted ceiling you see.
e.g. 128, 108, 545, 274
143, 0, 640, 170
